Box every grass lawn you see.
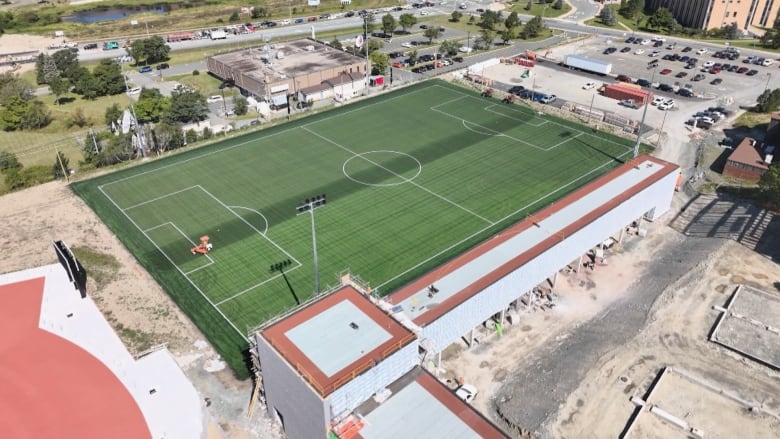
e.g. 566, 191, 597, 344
732, 111, 771, 129
510, 2, 572, 18
71, 80, 634, 377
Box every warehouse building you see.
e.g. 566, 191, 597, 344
723, 137, 773, 181
253, 155, 679, 439
206, 39, 366, 108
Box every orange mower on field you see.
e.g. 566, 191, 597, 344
191, 235, 213, 255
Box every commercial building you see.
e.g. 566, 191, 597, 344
723, 137, 773, 181
253, 155, 680, 439
206, 39, 367, 108
647, 0, 780, 31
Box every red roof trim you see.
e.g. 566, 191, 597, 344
262, 285, 415, 397
388, 155, 677, 325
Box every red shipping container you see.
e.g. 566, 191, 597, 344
603, 83, 653, 106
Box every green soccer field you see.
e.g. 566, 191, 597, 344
72, 80, 635, 375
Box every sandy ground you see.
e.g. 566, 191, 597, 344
0, 180, 282, 439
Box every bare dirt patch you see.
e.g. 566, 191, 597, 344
1, 181, 282, 439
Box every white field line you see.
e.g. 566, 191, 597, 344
197, 185, 300, 266
432, 106, 546, 151
546, 132, 584, 152
98, 185, 246, 338
228, 205, 269, 235
483, 104, 548, 127
375, 151, 633, 291
123, 185, 199, 211
144, 222, 172, 232
167, 221, 215, 265
439, 89, 633, 151
100, 83, 452, 194
300, 127, 496, 226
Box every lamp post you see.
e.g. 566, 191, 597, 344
633, 64, 657, 158
765, 72, 772, 92
656, 107, 669, 148
296, 194, 327, 295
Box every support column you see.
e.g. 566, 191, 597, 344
577, 254, 583, 273
437, 351, 441, 369
469, 328, 475, 348
552, 271, 559, 292
500, 308, 506, 325
618, 226, 625, 243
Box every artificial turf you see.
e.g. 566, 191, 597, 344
72, 80, 635, 376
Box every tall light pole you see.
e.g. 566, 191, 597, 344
296, 194, 326, 295
765, 72, 772, 92
633, 64, 657, 158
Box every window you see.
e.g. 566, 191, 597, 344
733, 11, 737, 17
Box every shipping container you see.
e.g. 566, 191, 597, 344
603, 83, 653, 106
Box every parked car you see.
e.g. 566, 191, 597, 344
156, 63, 169, 70
583, 81, 596, 90
138, 65, 152, 73
747, 69, 759, 76
603, 47, 617, 54
658, 99, 675, 110
682, 46, 692, 52
651, 96, 665, 105
616, 74, 632, 82
660, 68, 672, 75
619, 99, 639, 109
508, 85, 526, 95
675, 71, 688, 78
539, 94, 557, 104
693, 73, 705, 81
620, 46, 631, 53
657, 83, 674, 92
696, 48, 708, 55
207, 95, 223, 103
636, 78, 651, 87
677, 88, 694, 97
634, 49, 645, 55
711, 78, 723, 85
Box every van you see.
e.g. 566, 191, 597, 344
103, 41, 119, 50
138, 65, 152, 73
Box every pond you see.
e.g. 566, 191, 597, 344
61, 5, 170, 24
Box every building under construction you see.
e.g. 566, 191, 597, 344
206, 38, 367, 108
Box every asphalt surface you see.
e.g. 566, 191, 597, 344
492, 232, 726, 437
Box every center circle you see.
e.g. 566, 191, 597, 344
342, 150, 422, 187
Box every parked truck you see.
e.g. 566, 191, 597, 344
166, 32, 196, 43
209, 30, 227, 40
564, 54, 612, 76
603, 83, 653, 106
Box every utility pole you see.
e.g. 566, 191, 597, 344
633, 65, 657, 158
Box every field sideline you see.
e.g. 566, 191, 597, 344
72, 80, 635, 376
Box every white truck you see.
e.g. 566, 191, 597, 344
564, 54, 612, 76
210, 30, 228, 40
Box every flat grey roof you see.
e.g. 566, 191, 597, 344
359, 382, 480, 439
209, 39, 363, 84
285, 298, 392, 377
392, 159, 669, 322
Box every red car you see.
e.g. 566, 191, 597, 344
737, 67, 749, 73
660, 68, 672, 75
675, 71, 688, 78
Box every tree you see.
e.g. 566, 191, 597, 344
451, 11, 463, 23
477, 29, 495, 49
234, 96, 248, 115
479, 10, 502, 30
381, 13, 397, 36
105, 103, 123, 128
553, 0, 563, 9
757, 164, 780, 206
165, 89, 208, 123
0, 72, 33, 106
620, 0, 644, 19
647, 7, 674, 30
524, 0, 532, 11
522, 15, 547, 39
500, 26, 518, 45
423, 27, 442, 44
51, 49, 81, 81
363, 12, 377, 35
0, 96, 50, 131
330, 37, 343, 50
52, 151, 69, 179
229, 11, 240, 22
128, 36, 170, 65
251, 7, 268, 19
0, 150, 21, 173
399, 13, 417, 33
598, 5, 618, 26
151, 122, 184, 153
48, 76, 69, 105
91, 59, 125, 96
755, 88, 780, 113
721, 22, 739, 40
69, 107, 89, 128
439, 40, 460, 57
370, 51, 389, 75
135, 88, 170, 123
19, 99, 50, 130
505, 12, 521, 30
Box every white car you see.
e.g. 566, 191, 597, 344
703, 61, 715, 68
582, 81, 596, 90
634, 49, 645, 55
207, 95, 223, 103
401, 42, 413, 48
651, 96, 665, 106
420, 10, 429, 15
459, 46, 473, 53
640, 39, 650, 45
455, 384, 478, 403
649, 50, 660, 57
696, 48, 708, 55
279, 19, 291, 25
763, 59, 774, 66
658, 99, 675, 110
